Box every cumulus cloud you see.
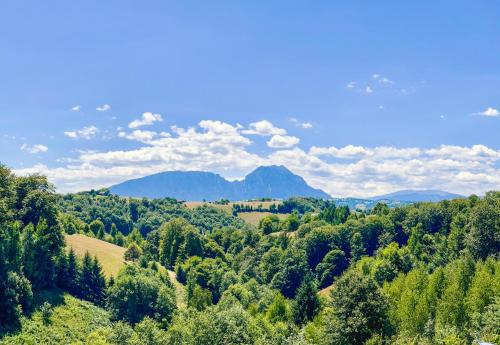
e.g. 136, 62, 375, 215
290, 118, 313, 129
365, 86, 373, 94
96, 104, 111, 112
71, 105, 81, 112
346, 81, 356, 89
242, 120, 286, 136
267, 135, 300, 149
20, 144, 48, 154
118, 130, 159, 143
64, 126, 99, 140
14, 119, 500, 197
473, 107, 499, 117
128, 112, 163, 129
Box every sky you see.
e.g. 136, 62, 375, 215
1, 1, 499, 198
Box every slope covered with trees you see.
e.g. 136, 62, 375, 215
1, 163, 499, 344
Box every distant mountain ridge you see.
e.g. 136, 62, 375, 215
109, 165, 331, 201
370, 189, 464, 202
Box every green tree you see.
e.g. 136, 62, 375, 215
466, 193, 500, 260
107, 265, 176, 325
188, 284, 213, 311
316, 249, 347, 288
89, 220, 105, 237
292, 274, 320, 324
326, 270, 388, 345
124, 242, 142, 262
266, 292, 290, 323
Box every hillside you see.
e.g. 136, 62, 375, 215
109, 165, 331, 201
371, 189, 464, 202
66, 234, 126, 277
66, 234, 186, 308
0, 290, 113, 345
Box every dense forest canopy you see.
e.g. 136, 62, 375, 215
0, 163, 499, 344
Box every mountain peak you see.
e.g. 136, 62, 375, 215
109, 165, 331, 201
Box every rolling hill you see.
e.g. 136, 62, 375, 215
109, 165, 331, 201
371, 189, 464, 202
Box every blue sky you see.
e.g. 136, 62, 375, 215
1, 1, 499, 197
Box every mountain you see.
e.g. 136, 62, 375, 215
370, 189, 464, 202
109, 165, 331, 201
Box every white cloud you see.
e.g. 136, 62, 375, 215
118, 130, 158, 143
473, 107, 499, 117
64, 125, 99, 140
365, 86, 373, 94
242, 120, 286, 136
346, 81, 356, 89
96, 104, 111, 112
14, 120, 500, 198
372, 74, 393, 84
128, 112, 163, 128
20, 144, 48, 154
267, 135, 300, 149
71, 105, 81, 112
290, 117, 313, 129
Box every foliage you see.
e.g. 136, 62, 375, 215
107, 265, 176, 325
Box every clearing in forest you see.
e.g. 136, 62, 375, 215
65, 234, 126, 277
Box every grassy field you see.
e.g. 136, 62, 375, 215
184, 200, 282, 214
0, 290, 112, 345
65, 234, 126, 277
237, 211, 289, 226
184, 200, 287, 226
65, 234, 186, 308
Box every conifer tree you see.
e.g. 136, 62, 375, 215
91, 256, 106, 306
78, 251, 94, 300
66, 247, 79, 294
56, 251, 69, 289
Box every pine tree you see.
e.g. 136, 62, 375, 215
66, 248, 79, 294
78, 251, 93, 301
5, 222, 22, 272
91, 256, 106, 306
292, 274, 320, 324
56, 251, 69, 289
97, 227, 105, 240
22, 224, 38, 287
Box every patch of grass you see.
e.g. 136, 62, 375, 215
184, 200, 283, 215
65, 234, 126, 277
318, 284, 334, 298
0, 290, 112, 345
237, 212, 289, 226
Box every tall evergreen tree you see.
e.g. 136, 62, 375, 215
66, 248, 79, 294
91, 256, 106, 306
78, 251, 94, 301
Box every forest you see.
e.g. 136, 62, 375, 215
0, 163, 499, 345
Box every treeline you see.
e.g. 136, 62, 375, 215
58, 192, 245, 237
232, 197, 336, 215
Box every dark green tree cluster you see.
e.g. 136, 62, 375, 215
107, 265, 176, 325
